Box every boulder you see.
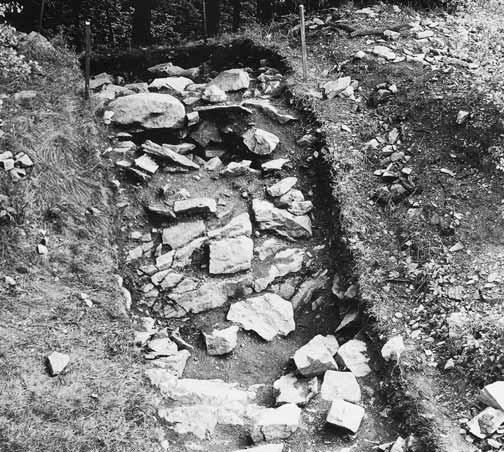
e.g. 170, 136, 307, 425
203, 325, 239, 355
267, 177, 298, 197
47, 351, 70, 376
208, 213, 252, 240
227, 293, 295, 341
108, 93, 185, 129
252, 199, 312, 240
293, 335, 338, 377
156, 251, 175, 270
172, 237, 207, 268
321, 370, 361, 403
209, 236, 254, 274
205, 157, 222, 171
243, 128, 280, 155
173, 198, 217, 215
326, 399, 365, 434
250, 403, 301, 442
19, 31, 55, 54
208, 69, 250, 92
162, 220, 206, 249
148, 76, 193, 94
337, 339, 371, 377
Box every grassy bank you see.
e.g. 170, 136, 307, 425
0, 33, 160, 452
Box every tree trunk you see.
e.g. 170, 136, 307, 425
257, 0, 273, 23
132, 0, 152, 45
206, 0, 220, 36
232, 0, 241, 32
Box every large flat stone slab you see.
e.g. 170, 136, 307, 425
254, 248, 304, 292
108, 93, 185, 129
253, 199, 312, 240
227, 293, 295, 341
209, 236, 254, 274
208, 69, 250, 92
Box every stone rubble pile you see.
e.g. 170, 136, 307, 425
96, 60, 390, 449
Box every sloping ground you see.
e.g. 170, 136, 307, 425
0, 37, 160, 452
246, 2, 504, 451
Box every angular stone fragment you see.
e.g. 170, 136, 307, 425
273, 373, 317, 406
231, 445, 284, 452
145, 337, 178, 358
253, 248, 304, 292
151, 349, 190, 377
267, 177, 298, 197
160, 272, 185, 290
253, 199, 312, 240
243, 128, 280, 156
168, 281, 225, 315
221, 160, 254, 177
108, 93, 185, 129
203, 325, 239, 355
291, 270, 330, 310
227, 293, 295, 341
173, 198, 216, 215
172, 237, 207, 268
321, 370, 361, 403
148, 76, 193, 94
162, 220, 206, 249
190, 121, 222, 147
156, 250, 175, 270
294, 335, 338, 377
262, 158, 289, 172
288, 201, 313, 216
337, 339, 371, 377
372, 45, 397, 61
147, 62, 200, 79
479, 381, 504, 411
134, 154, 159, 174
209, 236, 254, 274
141, 141, 199, 169
324, 77, 351, 99
381, 335, 405, 361
208, 69, 250, 92
47, 351, 70, 376
143, 139, 196, 156
467, 407, 504, 439
202, 85, 228, 103
277, 189, 304, 207
208, 213, 252, 240
250, 403, 301, 442
326, 399, 365, 433
242, 99, 297, 124
205, 157, 222, 171
146, 203, 177, 220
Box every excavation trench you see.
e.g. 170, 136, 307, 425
94, 40, 401, 451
